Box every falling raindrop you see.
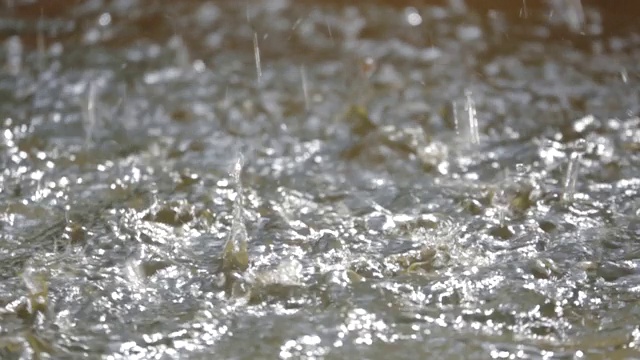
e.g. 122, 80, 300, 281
84, 81, 97, 147
253, 32, 262, 84
325, 17, 334, 45
37, 9, 46, 72
621, 68, 628, 83
300, 65, 309, 111
405, 7, 422, 26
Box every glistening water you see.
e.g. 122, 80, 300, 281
1, 0, 640, 359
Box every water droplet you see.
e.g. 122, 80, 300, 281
193, 59, 206, 73
253, 32, 262, 84
98, 12, 112, 26
300, 65, 309, 111
84, 81, 97, 147
405, 7, 422, 26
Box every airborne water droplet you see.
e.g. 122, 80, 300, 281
300, 65, 309, 111
84, 81, 97, 147
253, 32, 262, 84
405, 7, 422, 26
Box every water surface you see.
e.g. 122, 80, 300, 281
1, 0, 640, 359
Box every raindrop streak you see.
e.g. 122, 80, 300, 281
300, 65, 309, 110
520, 0, 529, 18
84, 82, 97, 147
453, 90, 480, 145
621, 68, 628, 83
325, 18, 334, 44
253, 32, 262, 84
37, 8, 46, 72
563, 139, 587, 202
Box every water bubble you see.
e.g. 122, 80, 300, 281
515, 163, 530, 176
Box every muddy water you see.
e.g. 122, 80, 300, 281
1, 0, 640, 359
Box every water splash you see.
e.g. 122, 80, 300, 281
563, 139, 587, 202
21, 265, 49, 319
453, 90, 480, 146
222, 155, 249, 272
491, 163, 535, 225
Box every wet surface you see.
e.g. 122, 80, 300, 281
1, 0, 640, 358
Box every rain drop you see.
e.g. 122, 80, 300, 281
405, 7, 422, 26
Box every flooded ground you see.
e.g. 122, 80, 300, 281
1, 0, 640, 358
